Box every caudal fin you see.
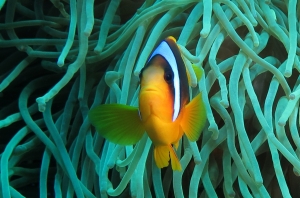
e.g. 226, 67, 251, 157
153, 145, 182, 171
168, 145, 182, 171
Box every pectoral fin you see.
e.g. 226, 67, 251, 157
180, 93, 206, 141
88, 104, 145, 145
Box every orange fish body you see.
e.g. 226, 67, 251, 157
139, 58, 183, 145
88, 36, 206, 171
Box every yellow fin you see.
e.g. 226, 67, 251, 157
181, 93, 206, 141
186, 64, 203, 85
153, 146, 170, 168
88, 104, 145, 145
169, 145, 182, 171
154, 145, 182, 171
192, 64, 203, 81
173, 141, 179, 150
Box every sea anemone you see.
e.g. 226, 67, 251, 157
0, 0, 300, 197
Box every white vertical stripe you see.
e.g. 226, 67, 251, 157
147, 41, 180, 121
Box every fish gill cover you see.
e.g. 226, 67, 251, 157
0, 0, 299, 197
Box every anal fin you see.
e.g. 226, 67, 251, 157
154, 146, 170, 168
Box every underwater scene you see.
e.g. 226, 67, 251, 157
0, 0, 300, 197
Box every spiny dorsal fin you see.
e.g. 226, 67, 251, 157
186, 64, 203, 86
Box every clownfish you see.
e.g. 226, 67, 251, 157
88, 36, 206, 171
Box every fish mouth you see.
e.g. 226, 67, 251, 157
145, 88, 157, 92
141, 87, 160, 93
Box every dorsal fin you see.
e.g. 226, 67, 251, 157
186, 64, 203, 85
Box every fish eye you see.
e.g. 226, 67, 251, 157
164, 70, 173, 83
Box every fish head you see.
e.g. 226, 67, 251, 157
138, 37, 190, 123
139, 55, 175, 122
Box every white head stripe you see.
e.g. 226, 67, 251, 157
147, 41, 180, 121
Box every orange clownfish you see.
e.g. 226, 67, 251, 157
88, 36, 206, 171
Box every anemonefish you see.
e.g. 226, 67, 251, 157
88, 36, 206, 171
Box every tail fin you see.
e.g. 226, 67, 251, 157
168, 145, 182, 171
153, 145, 182, 171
